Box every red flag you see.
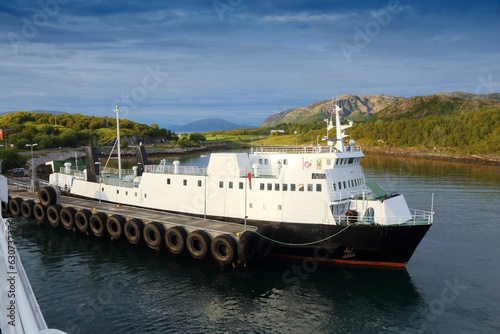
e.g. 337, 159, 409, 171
247, 172, 252, 190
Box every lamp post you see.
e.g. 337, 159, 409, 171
25, 143, 38, 192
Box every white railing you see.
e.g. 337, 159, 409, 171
101, 167, 135, 176
251, 145, 362, 154
144, 164, 207, 176
334, 210, 433, 226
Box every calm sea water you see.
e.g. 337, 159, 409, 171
12, 155, 500, 334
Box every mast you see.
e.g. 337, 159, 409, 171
115, 105, 122, 180
334, 103, 344, 152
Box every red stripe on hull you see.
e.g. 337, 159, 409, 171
272, 253, 407, 268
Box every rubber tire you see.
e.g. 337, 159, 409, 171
33, 203, 46, 222
39, 186, 57, 207
75, 209, 92, 233
186, 230, 212, 260
237, 231, 258, 264
165, 226, 187, 254
2, 197, 10, 215
106, 215, 126, 240
124, 218, 144, 245
47, 204, 62, 227
143, 222, 165, 250
255, 226, 275, 260
60, 207, 77, 230
21, 200, 35, 219
211, 234, 238, 266
90, 212, 108, 237
8, 197, 22, 217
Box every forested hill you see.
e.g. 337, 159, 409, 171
262, 93, 500, 127
258, 93, 500, 156
0, 112, 177, 149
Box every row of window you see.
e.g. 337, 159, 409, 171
333, 177, 363, 191
256, 157, 361, 167
259, 182, 322, 192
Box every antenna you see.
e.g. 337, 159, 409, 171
115, 105, 122, 180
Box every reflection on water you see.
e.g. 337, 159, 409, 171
15, 218, 425, 334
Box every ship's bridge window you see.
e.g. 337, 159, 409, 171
348, 158, 354, 164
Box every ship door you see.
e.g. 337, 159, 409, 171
330, 203, 347, 216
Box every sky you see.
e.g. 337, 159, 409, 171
1, 0, 500, 128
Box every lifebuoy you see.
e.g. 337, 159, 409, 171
89, 212, 108, 237
47, 204, 62, 227
186, 230, 211, 260
165, 226, 187, 254
211, 234, 238, 266
237, 231, 258, 264
143, 222, 165, 250
8, 197, 22, 217
75, 209, 92, 233
106, 215, 126, 240
124, 218, 144, 244
39, 187, 57, 207
33, 203, 46, 223
60, 207, 76, 230
21, 200, 35, 219
304, 161, 312, 168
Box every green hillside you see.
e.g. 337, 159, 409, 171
0, 112, 177, 149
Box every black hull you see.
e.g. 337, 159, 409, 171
264, 222, 432, 267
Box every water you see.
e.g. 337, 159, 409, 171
11, 155, 500, 333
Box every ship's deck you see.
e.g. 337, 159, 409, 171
10, 187, 256, 236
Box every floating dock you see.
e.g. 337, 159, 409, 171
3, 182, 271, 267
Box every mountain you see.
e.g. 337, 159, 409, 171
261, 94, 402, 127
168, 118, 255, 133
261, 92, 500, 126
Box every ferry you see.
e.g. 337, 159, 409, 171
44, 104, 434, 267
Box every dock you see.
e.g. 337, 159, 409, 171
3, 183, 270, 267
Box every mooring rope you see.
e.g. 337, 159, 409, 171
250, 224, 352, 247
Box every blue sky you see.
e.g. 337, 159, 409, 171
1, 0, 499, 128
